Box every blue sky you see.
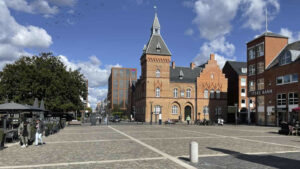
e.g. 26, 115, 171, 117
1, 0, 300, 109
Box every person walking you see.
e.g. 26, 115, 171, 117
18, 120, 31, 148
35, 119, 45, 146
186, 115, 191, 125
158, 112, 162, 125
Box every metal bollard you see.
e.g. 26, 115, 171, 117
190, 141, 198, 163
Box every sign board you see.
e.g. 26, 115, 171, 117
250, 89, 272, 96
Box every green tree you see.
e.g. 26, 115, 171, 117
0, 53, 88, 113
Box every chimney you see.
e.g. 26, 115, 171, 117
172, 61, 175, 69
210, 53, 215, 60
190, 62, 195, 69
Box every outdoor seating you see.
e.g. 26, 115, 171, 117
165, 119, 178, 125
5, 129, 18, 142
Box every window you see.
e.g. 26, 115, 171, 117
154, 105, 161, 114
277, 94, 287, 106
241, 99, 246, 105
248, 64, 255, 76
248, 48, 255, 60
249, 81, 255, 91
173, 88, 178, 98
257, 62, 264, 74
216, 90, 220, 99
203, 106, 209, 116
256, 43, 264, 57
241, 78, 246, 86
280, 51, 291, 65
257, 78, 264, 90
241, 88, 246, 96
289, 93, 298, 105
292, 74, 298, 82
210, 90, 215, 99
204, 90, 208, 98
156, 88, 160, 97
180, 90, 184, 97
156, 69, 160, 77
186, 88, 191, 98
172, 105, 178, 114
276, 76, 283, 85
241, 68, 247, 73
277, 74, 298, 85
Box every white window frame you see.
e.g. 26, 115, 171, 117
249, 81, 255, 91
173, 88, 178, 98
172, 105, 178, 115
241, 88, 246, 97
248, 64, 256, 76
156, 69, 160, 78
156, 88, 160, 97
154, 105, 161, 114
241, 68, 247, 74
248, 47, 255, 60
277, 93, 286, 106
186, 88, 191, 98
241, 78, 246, 86
204, 89, 208, 98
257, 78, 264, 90
289, 92, 298, 105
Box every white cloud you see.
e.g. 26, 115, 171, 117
184, 28, 194, 36
58, 55, 122, 109
193, 37, 235, 68
279, 28, 300, 43
0, 1, 52, 69
49, 0, 77, 7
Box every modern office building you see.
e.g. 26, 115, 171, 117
107, 67, 137, 111
223, 61, 255, 123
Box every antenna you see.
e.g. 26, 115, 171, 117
265, 7, 268, 32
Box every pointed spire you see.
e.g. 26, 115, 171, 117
40, 99, 45, 110
151, 12, 160, 35
33, 98, 39, 108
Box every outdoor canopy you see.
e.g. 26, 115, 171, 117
292, 107, 300, 111
0, 102, 43, 112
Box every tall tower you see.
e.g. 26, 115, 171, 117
139, 12, 172, 122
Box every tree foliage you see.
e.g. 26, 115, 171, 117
0, 53, 88, 112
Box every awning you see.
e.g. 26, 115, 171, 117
292, 107, 300, 111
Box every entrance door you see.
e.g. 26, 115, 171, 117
184, 106, 191, 121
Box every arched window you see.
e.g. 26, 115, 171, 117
154, 105, 161, 114
216, 90, 220, 99
156, 69, 160, 77
210, 90, 215, 99
173, 88, 178, 98
156, 88, 160, 97
172, 105, 178, 114
204, 89, 208, 98
186, 88, 191, 98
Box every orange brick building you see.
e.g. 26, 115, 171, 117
131, 13, 228, 123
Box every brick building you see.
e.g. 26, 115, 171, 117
132, 13, 228, 123
247, 31, 300, 125
223, 61, 255, 123
263, 41, 300, 125
107, 67, 137, 112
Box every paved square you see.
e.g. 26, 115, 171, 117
1, 124, 300, 169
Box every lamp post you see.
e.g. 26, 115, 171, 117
150, 101, 153, 125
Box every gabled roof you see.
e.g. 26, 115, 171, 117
225, 61, 247, 75
247, 31, 288, 44
267, 40, 300, 69
170, 66, 203, 83
145, 34, 171, 56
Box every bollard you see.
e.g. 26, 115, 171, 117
190, 141, 198, 163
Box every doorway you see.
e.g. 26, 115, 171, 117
184, 106, 191, 121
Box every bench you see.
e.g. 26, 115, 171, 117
165, 119, 179, 125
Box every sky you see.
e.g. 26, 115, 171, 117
0, 0, 300, 109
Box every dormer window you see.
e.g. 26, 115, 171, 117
156, 42, 161, 52
155, 28, 158, 34
241, 68, 247, 73
179, 70, 184, 79
280, 51, 291, 65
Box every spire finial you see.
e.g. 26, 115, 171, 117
154, 5, 157, 14
265, 7, 268, 33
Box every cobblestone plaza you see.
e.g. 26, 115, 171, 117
1, 124, 300, 169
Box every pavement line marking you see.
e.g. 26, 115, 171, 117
208, 126, 279, 133
177, 150, 300, 158
60, 132, 118, 134
109, 126, 197, 169
140, 136, 220, 140
46, 139, 131, 144
165, 127, 300, 149
0, 157, 166, 169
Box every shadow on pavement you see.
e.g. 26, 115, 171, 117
207, 147, 300, 169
